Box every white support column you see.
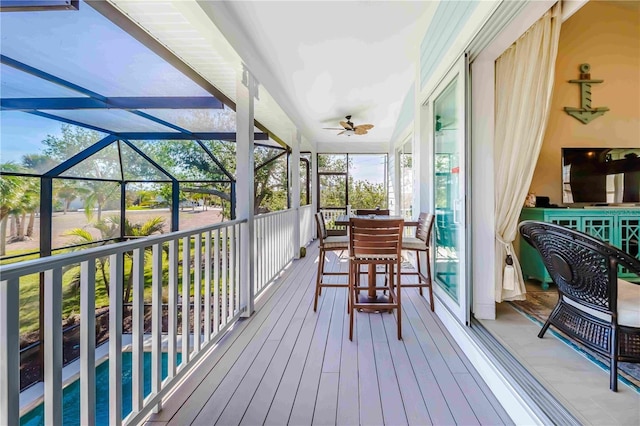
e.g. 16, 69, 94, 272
237, 64, 256, 317
291, 129, 301, 258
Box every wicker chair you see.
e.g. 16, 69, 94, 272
401, 212, 435, 311
519, 220, 640, 391
314, 212, 349, 312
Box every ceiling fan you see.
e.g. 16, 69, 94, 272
323, 115, 374, 136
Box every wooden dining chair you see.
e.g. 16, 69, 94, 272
355, 208, 390, 216
354, 209, 390, 279
348, 217, 404, 340
401, 212, 435, 311
314, 212, 349, 312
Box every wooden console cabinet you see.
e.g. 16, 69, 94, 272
519, 207, 640, 289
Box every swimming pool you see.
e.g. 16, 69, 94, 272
20, 352, 182, 426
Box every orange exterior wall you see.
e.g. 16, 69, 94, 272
528, 0, 640, 204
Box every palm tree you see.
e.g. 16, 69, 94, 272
64, 227, 114, 296
56, 181, 87, 215
64, 215, 165, 300
121, 216, 166, 302
83, 182, 120, 221
15, 179, 40, 240
0, 163, 27, 255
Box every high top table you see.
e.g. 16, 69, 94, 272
334, 215, 417, 308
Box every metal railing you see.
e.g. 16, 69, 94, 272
1, 219, 246, 426
253, 209, 296, 296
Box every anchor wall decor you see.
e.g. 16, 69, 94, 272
564, 63, 609, 124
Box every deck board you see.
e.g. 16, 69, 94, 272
312, 372, 340, 425
164, 247, 314, 425
155, 242, 511, 425
336, 290, 359, 426
289, 287, 336, 425
357, 314, 385, 426
381, 312, 432, 426
403, 293, 480, 426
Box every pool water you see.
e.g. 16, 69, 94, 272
20, 352, 182, 426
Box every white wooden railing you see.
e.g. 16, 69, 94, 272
253, 209, 296, 296
299, 205, 314, 247
0, 219, 246, 426
320, 208, 347, 231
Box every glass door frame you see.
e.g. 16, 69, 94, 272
427, 54, 471, 325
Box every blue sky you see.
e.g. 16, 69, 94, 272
0, 112, 63, 164
349, 154, 387, 184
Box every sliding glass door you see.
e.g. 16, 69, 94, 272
430, 56, 469, 324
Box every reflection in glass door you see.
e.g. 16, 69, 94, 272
431, 57, 467, 323
399, 140, 413, 219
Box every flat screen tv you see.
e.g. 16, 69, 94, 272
562, 148, 640, 205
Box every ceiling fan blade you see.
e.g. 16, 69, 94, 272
337, 130, 347, 136
339, 120, 354, 130
322, 127, 344, 130
355, 124, 374, 131
354, 127, 368, 135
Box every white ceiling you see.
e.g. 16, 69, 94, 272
108, 0, 437, 151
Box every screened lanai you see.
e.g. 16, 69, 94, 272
0, 1, 302, 398
0, 0, 293, 263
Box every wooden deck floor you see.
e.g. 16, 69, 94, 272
147, 242, 512, 426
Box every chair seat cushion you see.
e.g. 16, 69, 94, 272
352, 254, 398, 261
402, 237, 427, 251
563, 279, 640, 328
323, 236, 349, 249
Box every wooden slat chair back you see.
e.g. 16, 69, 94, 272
401, 212, 435, 311
314, 212, 349, 311
520, 220, 640, 391
355, 208, 390, 216
348, 217, 404, 340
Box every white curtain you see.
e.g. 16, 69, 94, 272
494, 2, 562, 302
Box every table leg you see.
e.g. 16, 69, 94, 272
358, 264, 391, 312
368, 264, 377, 299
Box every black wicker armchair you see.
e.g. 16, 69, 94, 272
519, 220, 640, 391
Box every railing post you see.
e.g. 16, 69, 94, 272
168, 239, 179, 376
80, 261, 96, 426
44, 268, 63, 426
193, 235, 202, 353
132, 248, 144, 415
182, 237, 191, 363
109, 254, 123, 426
237, 64, 256, 317
0, 278, 19, 426
151, 244, 163, 413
